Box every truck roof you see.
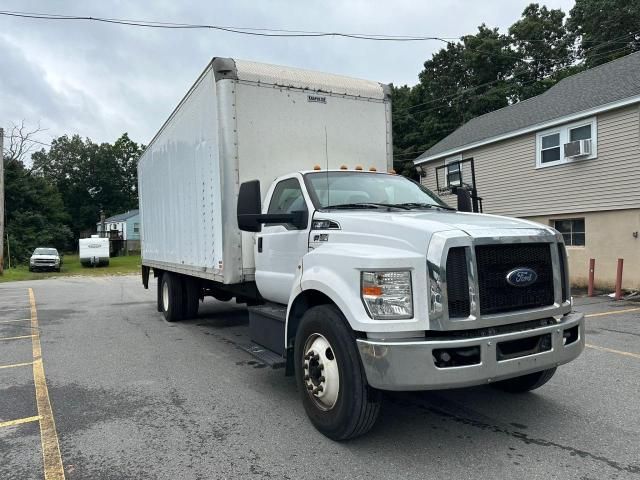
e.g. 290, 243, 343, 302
215, 58, 388, 100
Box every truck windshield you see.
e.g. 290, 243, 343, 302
304, 171, 451, 210
33, 248, 58, 255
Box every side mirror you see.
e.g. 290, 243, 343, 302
237, 180, 262, 232
454, 187, 473, 213
237, 180, 309, 232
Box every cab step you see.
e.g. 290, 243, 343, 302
239, 342, 286, 369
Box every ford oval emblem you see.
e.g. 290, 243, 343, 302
506, 268, 538, 287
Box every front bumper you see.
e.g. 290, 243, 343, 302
357, 311, 584, 391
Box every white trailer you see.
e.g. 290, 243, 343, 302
79, 235, 110, 267
139, 58, 584, 440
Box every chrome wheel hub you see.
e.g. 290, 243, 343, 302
303, 333, 339, 410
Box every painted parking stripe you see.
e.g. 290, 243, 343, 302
586, 343, 640, 359
585, 307, 640, 318
29, 288, 66, 480
0, 415, 41, 429
0, 361, 34, 370
0, 318, 31, 324
0, 334, 35, 341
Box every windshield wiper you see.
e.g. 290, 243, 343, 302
395, 202, 455, 211
323, 202, 411, 210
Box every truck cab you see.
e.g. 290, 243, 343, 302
237, 168, 584, 440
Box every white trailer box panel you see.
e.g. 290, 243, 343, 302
79, 236, 110, 267
139, 58, 392, 284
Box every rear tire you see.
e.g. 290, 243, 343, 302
156, 272, 164, 312
492, 367, 557, 393
161, 273, 184, 322
294, 304, 382, 440
182, 277, 200, 319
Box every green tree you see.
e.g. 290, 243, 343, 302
32, 133, 143, 239
509, 3, 573, 100
3, 158, 72, 263
567, 0, 640, 67
392, 24, 516, 174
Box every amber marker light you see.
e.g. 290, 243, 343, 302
369, 166, 377, 172
340, 164, 348, 170
313, 164, 322, 170
362, 286, 383, 296
355, 164, 363, 171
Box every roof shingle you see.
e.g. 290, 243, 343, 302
416, 51, 640, 162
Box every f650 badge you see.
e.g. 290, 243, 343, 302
506, 268, 538, 287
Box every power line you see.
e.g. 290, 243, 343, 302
0, 11, 449, 41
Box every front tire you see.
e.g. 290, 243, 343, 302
492, 367, 557, 393
160, 273, 184, 322
295, 305, 381, 440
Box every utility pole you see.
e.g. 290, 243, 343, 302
0, 127, 4, 275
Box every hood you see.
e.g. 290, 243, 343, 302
31, 254, 59, 260
312, 209, 554, 253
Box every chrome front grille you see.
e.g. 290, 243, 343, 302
427, 229, 571, 331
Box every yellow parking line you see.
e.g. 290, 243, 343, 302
0, 415, 41, 429
0, 361, 34, 370
29, 288, 66, 480
0, 318, 31, 323
586, 343, 640, 359
586, 307, 640, 318
0, 334, 35, 341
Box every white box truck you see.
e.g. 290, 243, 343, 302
138, 58, 584, 440
79, 235, 110, 267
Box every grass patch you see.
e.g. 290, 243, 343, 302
0, 254, 141, 283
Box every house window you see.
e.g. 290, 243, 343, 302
553, 218, 585, 246
133, 223, 140, 233
540, 132, 561, 164
569, 124, 591, 142
536, 117, 597, 168
445, 154, 463, 188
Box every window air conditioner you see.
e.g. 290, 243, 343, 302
564, 139, 592, 158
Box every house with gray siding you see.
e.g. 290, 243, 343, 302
415, 52, 640, 289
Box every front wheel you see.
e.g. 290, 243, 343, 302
492, 367, 557, 393
295, 305, 381, 440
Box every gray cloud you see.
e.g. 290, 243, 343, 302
0, 0, 575, 147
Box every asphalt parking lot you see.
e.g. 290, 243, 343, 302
1, 276, 639, 480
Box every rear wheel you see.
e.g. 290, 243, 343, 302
492, 367, 557, 393
294, 304, 381, 440
161, 273, 184, 322
182, 277, 200, 319
156, 272, 164, 312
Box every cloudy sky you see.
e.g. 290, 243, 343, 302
0, 0, 574, 148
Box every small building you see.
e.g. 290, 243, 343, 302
414, 52, 640, 289
97, 209, 141, 254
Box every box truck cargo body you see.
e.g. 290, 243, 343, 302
138, 58, 392, 285
139, 58, 584, 440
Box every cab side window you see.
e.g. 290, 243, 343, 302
267, 178, 308, 228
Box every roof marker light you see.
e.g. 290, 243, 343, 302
340, 164, 348, 170
355, 165, 363, 171
369, 166, 377, 172
313, 164, 322, 171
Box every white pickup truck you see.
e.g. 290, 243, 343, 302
138, 58, 584, 440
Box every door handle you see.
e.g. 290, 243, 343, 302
257, 237, 263, 253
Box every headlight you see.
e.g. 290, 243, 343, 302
361, 271, 413, 320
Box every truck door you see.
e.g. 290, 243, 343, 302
255, 176, 310, 304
